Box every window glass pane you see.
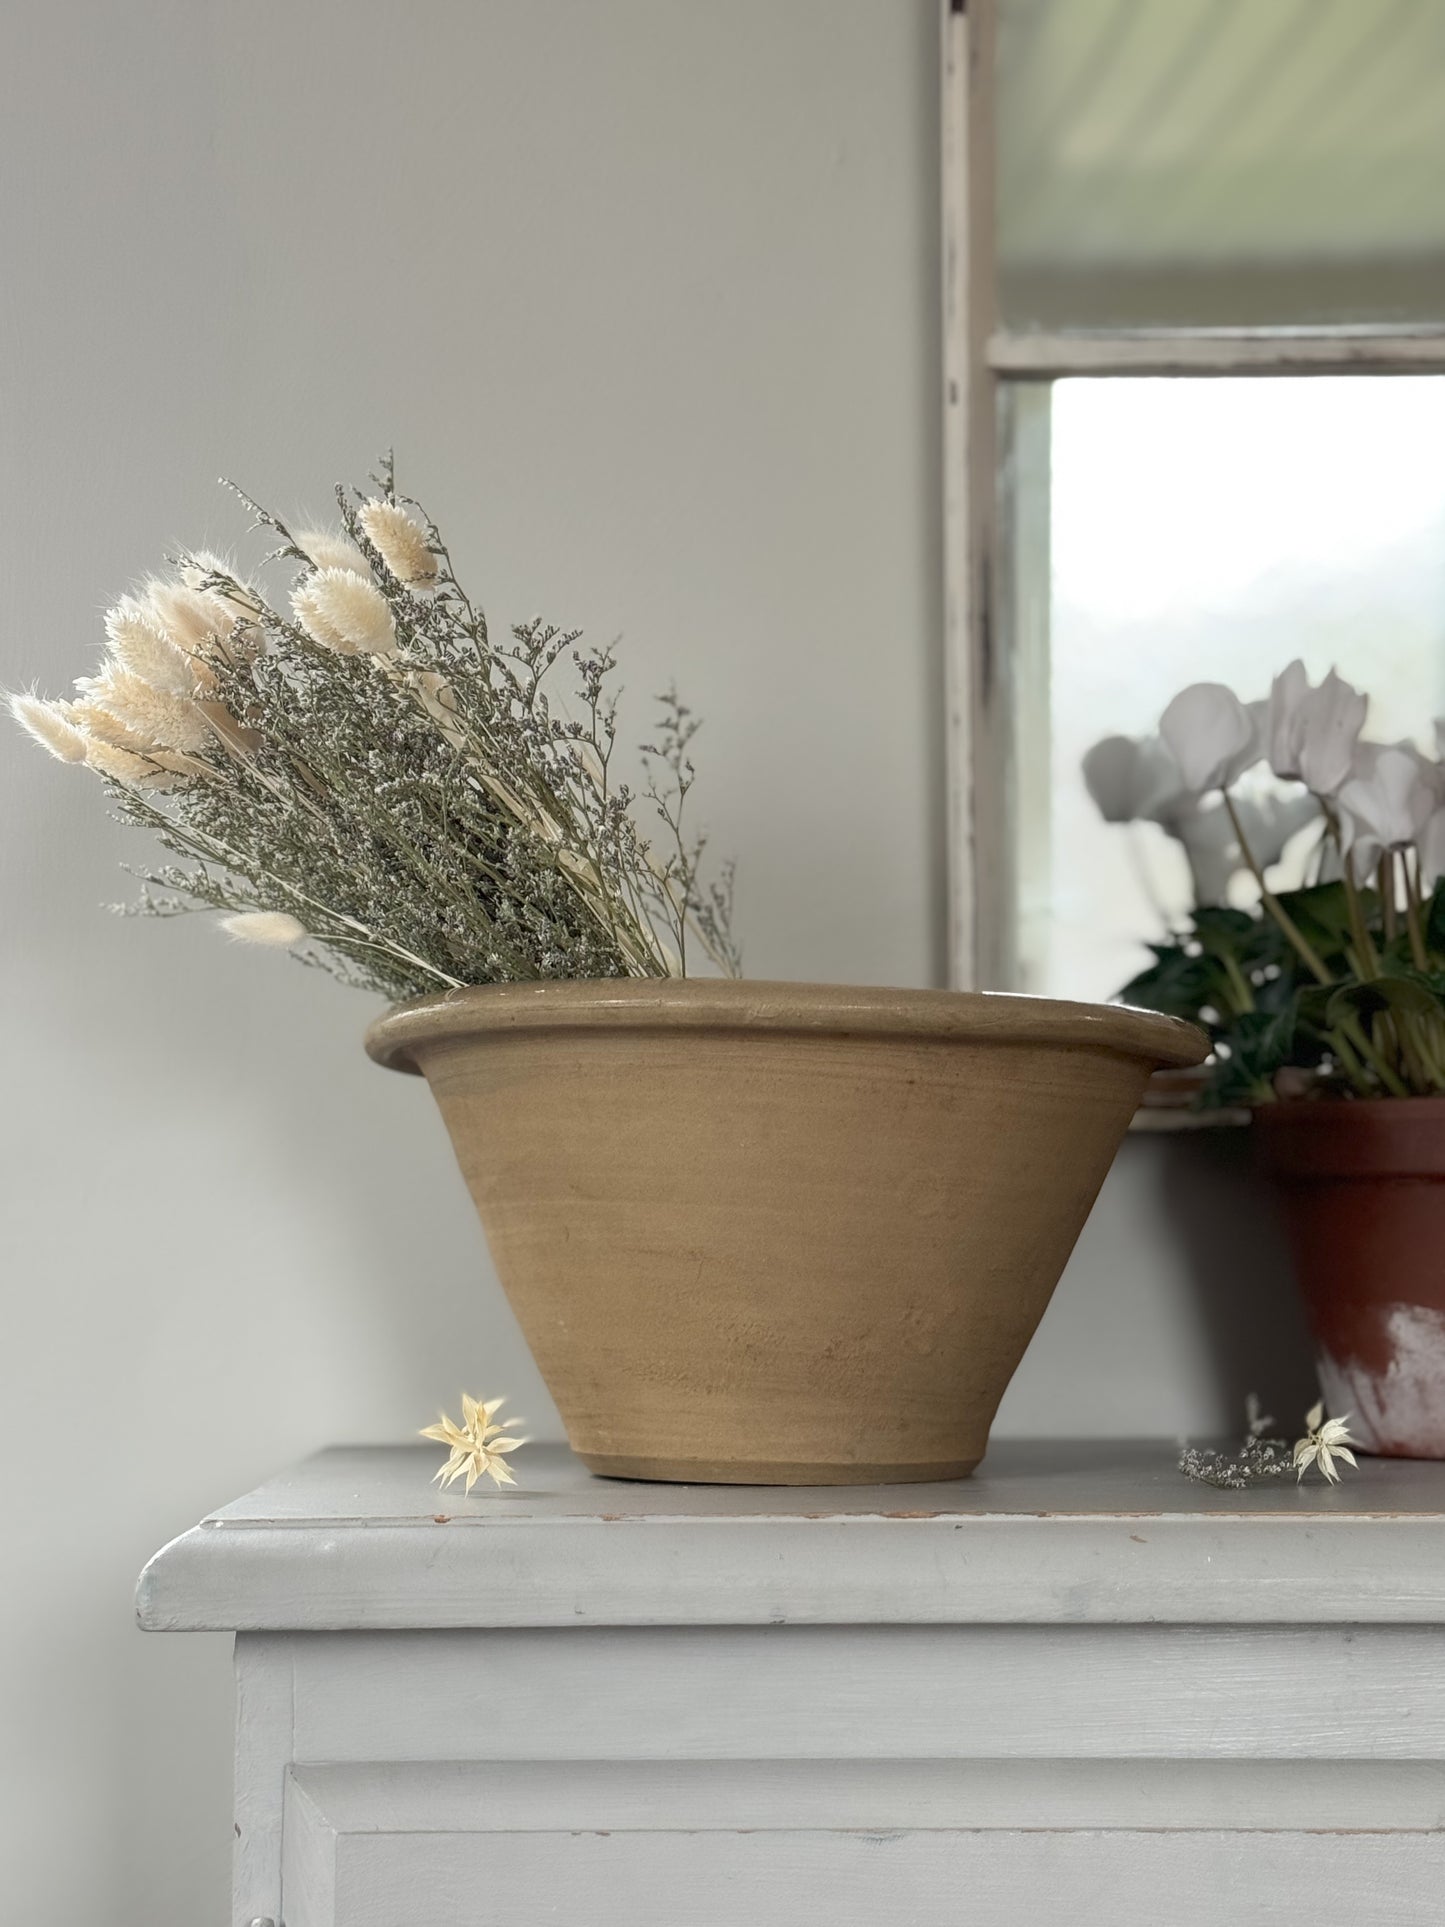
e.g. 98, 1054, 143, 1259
997, 0, 1445, 330
1035, 374, 1445, 1003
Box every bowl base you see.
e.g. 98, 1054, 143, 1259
577, 1452, 981, 1487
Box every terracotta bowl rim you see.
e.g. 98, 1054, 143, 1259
365, 978, 1208, 1077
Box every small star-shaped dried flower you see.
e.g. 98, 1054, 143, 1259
420, 1393, 527, 1491
1292, 1401, 1359, 1485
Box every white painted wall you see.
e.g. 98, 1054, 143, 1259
0, 4, 1313, 1922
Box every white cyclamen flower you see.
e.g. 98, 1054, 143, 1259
1173, 791, 1319, 906
1233, 789, 1321, 869
358, 499, 438, 587
219, 911, 307, 946
1340, 741, 1395, 880
1338, 744, 1436, 852
1170, 804, 1239, 906
1421, 806, 1445, 887
8, 692, 89, 762
1081, 734, 1186, 825
1292, 1402, 1358, 1485
1159, 684, 1264, 796
1266, 659, 1367, 797
295, 529, 369, 577
293, 568, 397, 655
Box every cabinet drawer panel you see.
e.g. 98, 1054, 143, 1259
302, 1826, 1445, 1927
288, 1624, 1445, 1762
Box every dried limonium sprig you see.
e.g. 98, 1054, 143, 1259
1179, 1394, 1360, 1489
7, 454, 740, 1000
421, 1393, 527, 1491
1178, 1395, 1294, 1489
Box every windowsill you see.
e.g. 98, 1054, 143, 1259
1129, 1105, 1250, 1133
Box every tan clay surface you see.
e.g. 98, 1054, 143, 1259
1256, 1096, 1445, 1459
368, 981, 1206, 1484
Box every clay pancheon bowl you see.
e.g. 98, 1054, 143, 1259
368, 979, 1206, 1484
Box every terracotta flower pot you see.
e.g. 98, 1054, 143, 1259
1256, 1096, 1445, 1459
367, 980, 1205, 1485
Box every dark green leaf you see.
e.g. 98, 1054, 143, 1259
1425, 877, 1445, 959
1118, 945, 1220, 1023
1190, 906, 1256, 952
1326, 977, 1444, 1028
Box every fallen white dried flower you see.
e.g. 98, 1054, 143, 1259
219, 910, 308, 946
358, 498, 437, 587
293, 567, 397, 655
8, 692, 89, 762
296, 529, 369, 577
1293, 1401, 1358, 1485
421, 1393, 527, 1492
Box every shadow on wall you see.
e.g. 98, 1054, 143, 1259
1158, 1125, 1319, 1428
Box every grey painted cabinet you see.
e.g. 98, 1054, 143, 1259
138, 1442, 1445, 1925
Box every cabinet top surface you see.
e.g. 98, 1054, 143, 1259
137, 1441, 1445, 1634
200, 1438, 1445, 1524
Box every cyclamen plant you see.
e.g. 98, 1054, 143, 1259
1085, 663, 1445, 1107
8, 459, 740, 1001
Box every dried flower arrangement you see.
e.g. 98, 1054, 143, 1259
1085, 665, 1445, 1106
8, 458, 740, 1000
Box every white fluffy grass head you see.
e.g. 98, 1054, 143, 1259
178, 549, 243, 594
70, 696, 148, 751
74, 664, 211, 753
413, 668, 467, 748
144, 579, 237, 657
8, 692, 88, 763
219, 910, 307, 946
295, 529, 369, 577
178, 550, 264, 620
103, 595, 197, 696
293, 569, 396, 655
81, 737, 177, 788
358, 499, 437, 588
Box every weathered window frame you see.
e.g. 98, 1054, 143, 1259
942, 0, 1445, 994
